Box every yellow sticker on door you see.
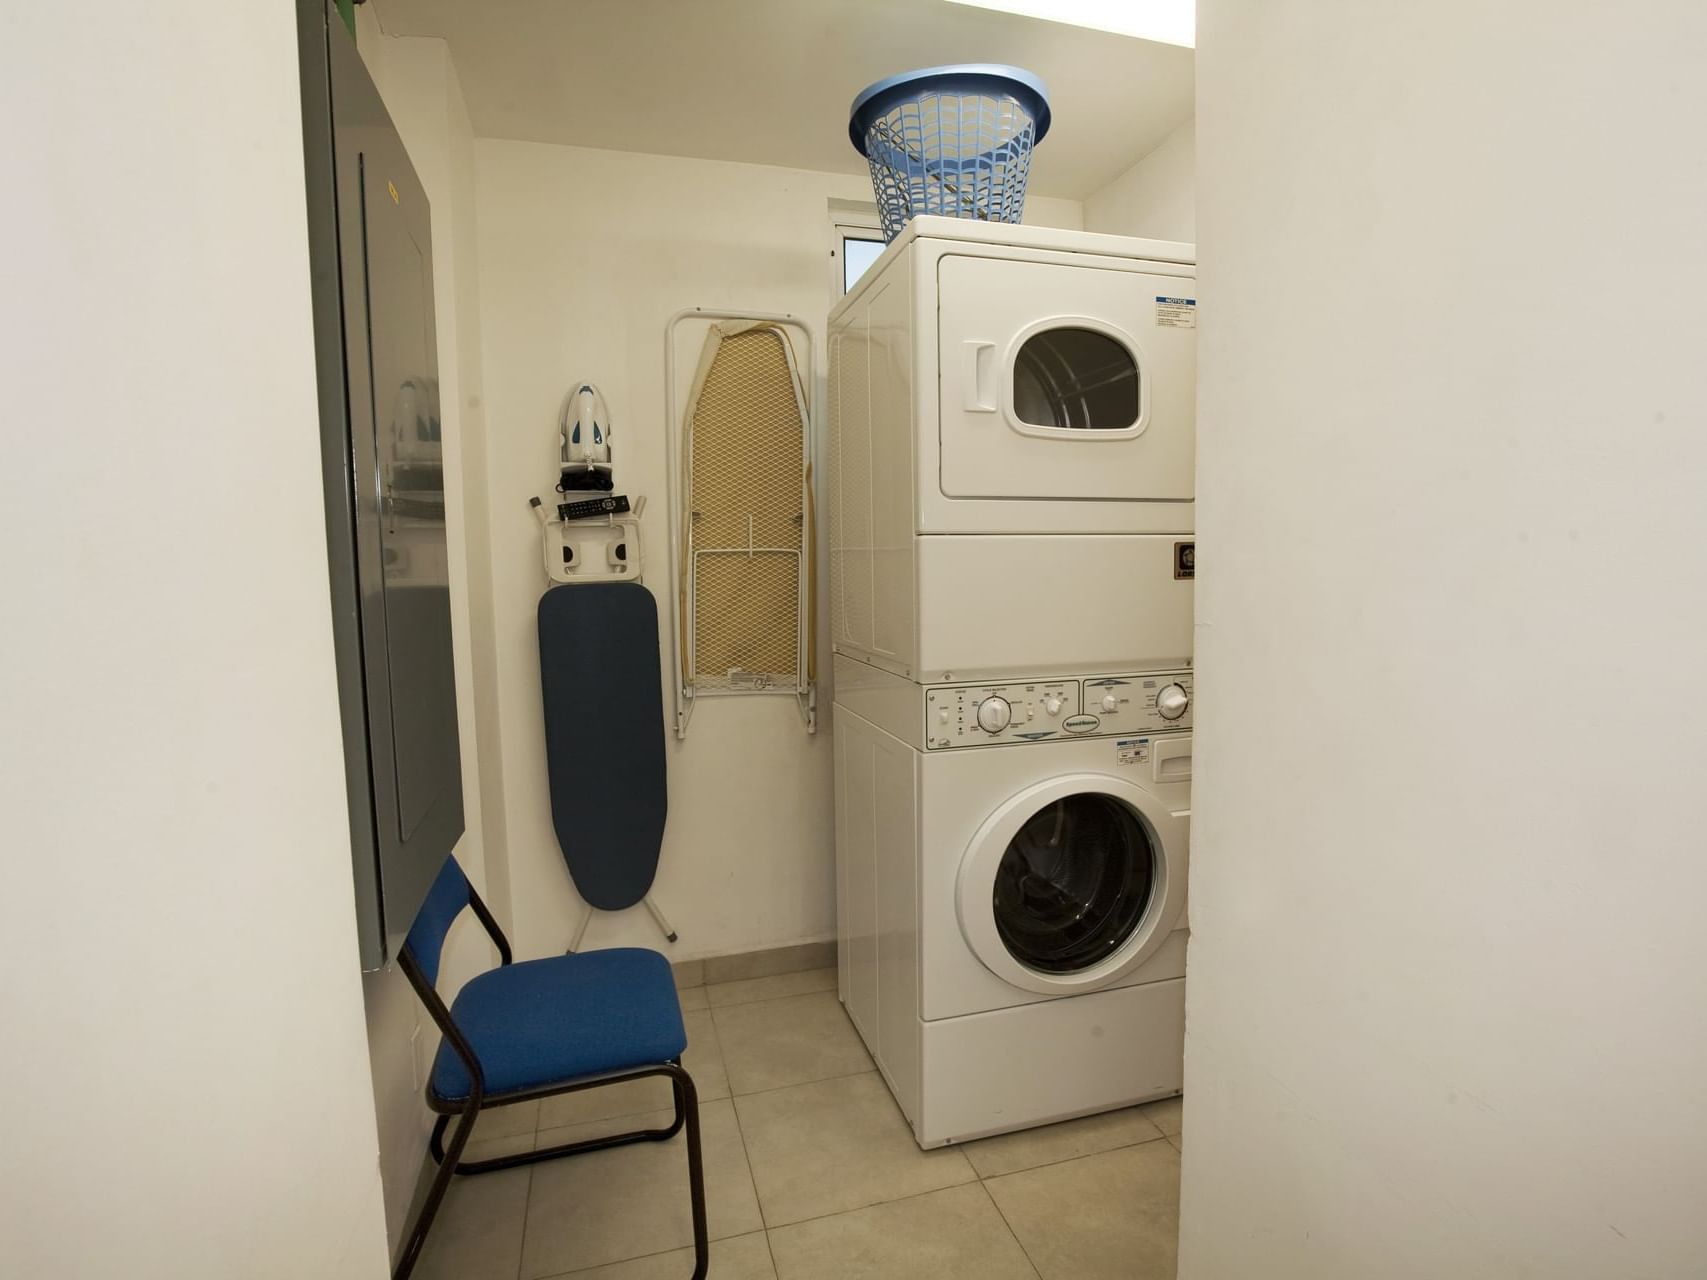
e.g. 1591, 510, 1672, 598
1156, 296, 1196, 328
387, 180, 400, 205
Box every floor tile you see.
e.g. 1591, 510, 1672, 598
411, 1152, 532, 1280
706, 967, 837, 1009
543, 1230, 775, 1279
677, 984, 710, 1012
961, 1104, 1166, 1179
672, 959, 705, 990
419, 1106, 540, 1165
704, 941, 836, 985
521, 1098, 762, 1277
449, 1125, 539, 1164
461, 1132, 537, 1161
1166, 1131, 1181, 1152
537, 1009, 729, 1129
711, 991, 871, 1094
734, 1071, 976, 1227
472, 1097, 540, 1141
1141, 1094, 1182, 1137
768, 1183, 1036, 1279
984, 1141, 1179, 1280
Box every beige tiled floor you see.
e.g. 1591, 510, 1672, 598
412, 967, 1182, 1280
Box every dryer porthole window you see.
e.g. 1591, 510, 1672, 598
993, 793, 1156, 974
1012, 325, 1140, 431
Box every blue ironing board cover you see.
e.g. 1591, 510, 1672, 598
536, 582, 666, 911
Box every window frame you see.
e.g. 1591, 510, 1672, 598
828, 208, 886, 300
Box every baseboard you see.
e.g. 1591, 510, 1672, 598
672, 939, 836, 989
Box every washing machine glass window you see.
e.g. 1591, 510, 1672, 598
1012, 327, 1140, 431
992, 794, 1155, 974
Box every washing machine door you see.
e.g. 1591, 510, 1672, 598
955, 773, 1186, 995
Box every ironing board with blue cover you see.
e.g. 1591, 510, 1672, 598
537, 581, 666, 914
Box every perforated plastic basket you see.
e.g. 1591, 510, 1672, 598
849, 64, 1051, 242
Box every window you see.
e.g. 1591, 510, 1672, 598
1012, 327, 1140, 430
842, 235, 885, 293
831, 210, 886, 297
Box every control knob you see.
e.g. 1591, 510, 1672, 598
1043, 694, 1064, 716
1156, 683, 1190, 721
1101, 693, 1120, 713
976, 696, 1012, 734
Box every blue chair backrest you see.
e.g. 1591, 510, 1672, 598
405, 855, 472, 986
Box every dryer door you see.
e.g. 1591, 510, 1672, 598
937, 254, 1196, 503
956, 774, 1186, 995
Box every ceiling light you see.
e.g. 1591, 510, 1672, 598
944, 0, 1195, 48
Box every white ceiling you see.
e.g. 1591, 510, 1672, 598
368, 0, 1194, 200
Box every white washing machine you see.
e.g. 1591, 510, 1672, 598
828, 217, 1197, 682
834, 655, 1192, 1148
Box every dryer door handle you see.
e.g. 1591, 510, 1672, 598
963, 341, 997, 413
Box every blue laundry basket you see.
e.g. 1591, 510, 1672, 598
849, 64, 1051, 242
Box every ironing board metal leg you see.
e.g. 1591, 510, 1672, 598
568, 909, 593, 954
644, 895, 679, 943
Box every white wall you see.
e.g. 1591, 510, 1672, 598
0, 8, 388, 1278
1183, 3, 1707, 1277
476, 140, 1082, 962
352, 17, 509, 1254
1084, 117, 1195, 242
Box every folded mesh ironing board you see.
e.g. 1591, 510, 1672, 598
674, 319, 816, 736
537, 582, 667, 920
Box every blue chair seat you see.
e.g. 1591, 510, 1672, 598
429, 947, 686, 1102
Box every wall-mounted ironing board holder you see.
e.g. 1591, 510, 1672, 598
664, 307, 818, 740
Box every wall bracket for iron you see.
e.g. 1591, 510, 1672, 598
531, 494, 645, 585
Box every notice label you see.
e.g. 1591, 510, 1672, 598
1156, 296, 1197, 328
1116, 738, 1151, 767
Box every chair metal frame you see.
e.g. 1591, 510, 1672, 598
392, 884, 707, 1280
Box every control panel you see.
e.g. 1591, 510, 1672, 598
925, 671, 1192, 750
925, 680, 1080, 749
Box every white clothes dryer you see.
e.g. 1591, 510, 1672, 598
828, 218, 1197, 682
834, 655, 1192, 1148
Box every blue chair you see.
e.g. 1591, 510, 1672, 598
392, 855, 706, 1280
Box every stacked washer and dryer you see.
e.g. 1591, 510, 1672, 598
828, 216, 1197, 1147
